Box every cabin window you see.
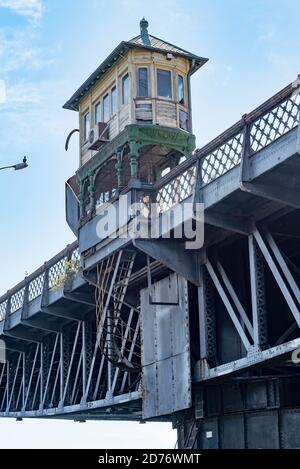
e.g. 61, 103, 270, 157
178, 75, 185, 104
103, 94, 110, 122
157, 69, 172, 99
95, 102, 101, 124
179, 109, 189, 131
137, 68, 149, 97
111, 86, 117, 114
122, 73, 130, 105
83, 112, 90, 141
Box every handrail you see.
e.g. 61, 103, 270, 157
155, 76, 300, 191
1, 77, 299, 320
0, 241, 79, 320
155, 76, 300, 210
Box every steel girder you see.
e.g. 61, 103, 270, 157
195, 224, 300, 381
0, 317, 142, 418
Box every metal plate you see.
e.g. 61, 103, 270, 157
140, 273, 191, 419
246, 410, 279, 449
198, 418, 219, 449
220, 414, 245, 449
280, 409, 300, 449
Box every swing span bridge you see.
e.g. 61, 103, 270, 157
0, 78, 300, 447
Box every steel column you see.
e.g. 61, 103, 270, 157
248, 234, 268, 349
198, 265, 217, 371
206, 260, 251, 350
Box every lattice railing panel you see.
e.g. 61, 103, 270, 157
250, 93, 300, 153
0, 300, 7, 322
200, 132, 244, 185
71, 247, 81, 270
156, 164, 196, 212
48, 257, 68, 289
0, 245, 80, 322
28, 273, 45, 302
10, 287, 25, 314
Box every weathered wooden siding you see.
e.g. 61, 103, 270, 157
79, 48, 191, 167
119, 104, 130, 133
156, 100, 177, 127
109, 114, 118, 140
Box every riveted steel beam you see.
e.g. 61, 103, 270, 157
197, 265, 216, 376
248, 234, 268, 348
206, 260, 251, 350
253, 229, 300, 327
216, 261, 254, 339
263, 229, 300, 305
133, 239, 203, 285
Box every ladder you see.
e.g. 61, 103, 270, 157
95, 250, 140, 371
184, 420, 200, 449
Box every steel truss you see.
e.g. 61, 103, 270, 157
0, 77, 299, 422
197, 225, 300, 380
0, 316, 141, 419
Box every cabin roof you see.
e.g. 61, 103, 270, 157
63, 20, 208, 111
129, 33, 205, 61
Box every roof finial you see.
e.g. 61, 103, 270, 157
140, 17, 151, 46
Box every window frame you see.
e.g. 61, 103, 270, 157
102, 93, 110, 123
94, 101, 101, 125
137, 67, 149, 98
111, 85, 117, 115
178, 74, 185, 105
156, 68, 173, 100
83, 111, 91, 142
122, 73, 130, 105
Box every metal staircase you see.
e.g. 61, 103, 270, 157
95, 250, 141, 373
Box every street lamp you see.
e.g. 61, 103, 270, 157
0, 157, 28, 172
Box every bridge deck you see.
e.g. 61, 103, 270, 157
0, 78, 299, 419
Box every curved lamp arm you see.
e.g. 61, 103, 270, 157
65, 129, 79, 151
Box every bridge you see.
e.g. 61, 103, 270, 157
1, 78, 300, 447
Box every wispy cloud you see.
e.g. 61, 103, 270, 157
258, 25, 275, 43
203, 62, 233, 88
0, 29, 54, 73
0, 0, 43, 22
0, 0, 59, 148
0, 76, 73, 155
5, 81, 41, 105
0, 80, 6, 103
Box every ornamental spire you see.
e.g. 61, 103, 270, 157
140, 17, 151, 46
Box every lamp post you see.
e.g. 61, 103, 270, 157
0, 157, 28, 172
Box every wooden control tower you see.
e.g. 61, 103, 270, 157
64, 19, 208, 222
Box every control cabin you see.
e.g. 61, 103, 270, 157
64, 19, 208, 232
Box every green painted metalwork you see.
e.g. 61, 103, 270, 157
128, 140, 140, 178
115, 147, 124, 187
140, 18, 151, 46
77, 124, 196, 183
78, 180, 84, 217
88, 170, 95, 211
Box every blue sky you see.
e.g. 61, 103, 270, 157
0, 0, 300, 448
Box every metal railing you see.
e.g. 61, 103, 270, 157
1, 78, 299, 321
0, 242, 80, 321
155, 77, 300, 211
